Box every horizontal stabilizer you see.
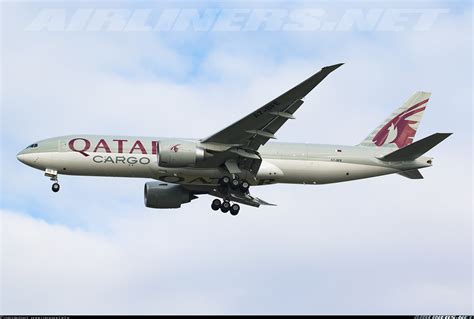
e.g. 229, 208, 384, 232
381, 133, 452, 161
398, 169, 424, 179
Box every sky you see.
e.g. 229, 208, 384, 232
1, 0, 473, 315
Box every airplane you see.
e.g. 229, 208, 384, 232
16, 63, 452, 216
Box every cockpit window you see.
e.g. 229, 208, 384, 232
26, 143, 38, 149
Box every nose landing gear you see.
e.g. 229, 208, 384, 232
52, 182, 60, 192
45, 168, 60, 193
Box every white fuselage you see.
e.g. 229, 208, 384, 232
16, 135, 432, 186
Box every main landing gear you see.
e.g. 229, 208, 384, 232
210, 176, 249, 216
218, 176, 249, 193
211, 199, 240, 216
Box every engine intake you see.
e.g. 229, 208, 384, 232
158, 140, 205, 168
144, 182, 197, 209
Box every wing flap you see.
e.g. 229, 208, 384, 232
270, 111, 295, 119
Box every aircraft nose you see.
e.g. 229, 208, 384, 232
16, 150, 27, 164
17, 150, 37, 166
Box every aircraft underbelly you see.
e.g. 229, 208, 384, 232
47, 152, 396, 186
52, 152, 223, 182
266, 159, 397, 184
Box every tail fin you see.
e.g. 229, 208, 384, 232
359, 92, 431, 149
380, 133, 452, 162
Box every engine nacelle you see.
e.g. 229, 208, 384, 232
158, 140, 205, 168
144, 182, 196, 209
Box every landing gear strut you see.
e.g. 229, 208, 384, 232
45, 168, 60, 193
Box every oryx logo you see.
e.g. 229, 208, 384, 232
373, 99, 428, 148
170, 144, 181, 152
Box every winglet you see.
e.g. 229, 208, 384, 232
323, 63, 344, 71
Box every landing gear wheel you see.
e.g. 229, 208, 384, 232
211, 199, 221, 211
230, 204, 240, 216
219, 176, 231, 186
240, 180, 250, 193
231, 178, 240, 189
221, 201, 230, 213
52, 183, 60, 193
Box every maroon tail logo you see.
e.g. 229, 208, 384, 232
170, 144, 181, 152
372, 99, 428, 148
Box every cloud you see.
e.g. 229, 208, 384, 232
1, 154, 472, 313
1, 0, 472, 315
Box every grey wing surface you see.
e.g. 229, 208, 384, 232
193, 63, 343, 207
201, 63, 343, 151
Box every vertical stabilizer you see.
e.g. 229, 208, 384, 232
359, 92, 431, 149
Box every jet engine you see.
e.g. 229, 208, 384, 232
157, 140, 205, 168
144, 182, 197, 209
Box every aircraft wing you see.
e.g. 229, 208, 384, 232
201, 63, 343, 151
